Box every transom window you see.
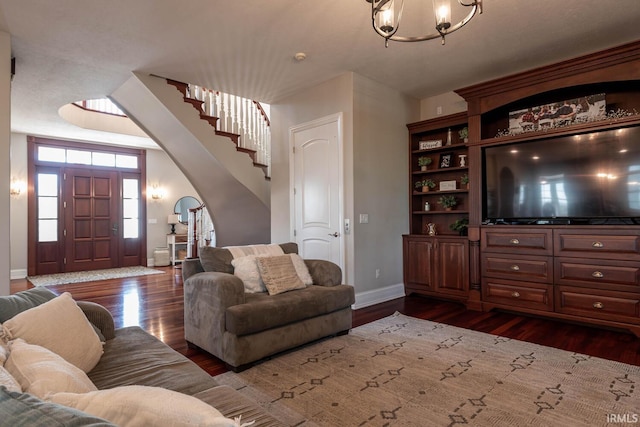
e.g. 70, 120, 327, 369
37, 145, 138, 169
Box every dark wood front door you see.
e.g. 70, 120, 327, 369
63, 168, 119, 272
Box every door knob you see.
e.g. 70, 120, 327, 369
328, 232, 340, 237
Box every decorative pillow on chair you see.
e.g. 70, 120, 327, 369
5, 339, 97, 399
257, 255, 306, 295
231, 255, 266, 293
2, 292, 103, 372
49, 385, 244, 427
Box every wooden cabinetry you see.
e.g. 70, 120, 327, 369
403, 235, 469, 301
481, 226, 640, 335
407, 112, 469, 236
403, 113, 471, 304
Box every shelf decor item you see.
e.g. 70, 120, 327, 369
439, 152, 453, 168
461, 173, 469, 189
419, 140, 442, 150
458, 127, 469, 143
439, 180, 457, 191
415, 179, 436, 192
449, 217, 469, 236
418, 156, 432, 171
437, 195, 457, 211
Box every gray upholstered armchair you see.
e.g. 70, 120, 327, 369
182, 243, 355, 370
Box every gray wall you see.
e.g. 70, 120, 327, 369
0, 32, 10, 295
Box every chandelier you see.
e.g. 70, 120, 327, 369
366, 0, 482, 47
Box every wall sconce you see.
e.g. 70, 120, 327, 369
150, 185, 165, 200
10, 178, 25, 196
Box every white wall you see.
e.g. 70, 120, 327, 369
271, 72, 419, 307
8, 134, 200, 278
0, 32, 11, 295
420, 91, 467, 120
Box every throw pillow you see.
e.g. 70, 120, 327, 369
5, 339, 97, 399
0, 387, 116, 426
49, 385, 244, 427
3, 292, 103, 372
257, 255, 306, 296
0, 339, 9, 363
0, 366, 21, 393
289, 253, 313, 286
0, 287, 57, 323
231, 256, 266, 293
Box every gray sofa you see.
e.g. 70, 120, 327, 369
0, 287, 284, 426
182, 243, 355, 370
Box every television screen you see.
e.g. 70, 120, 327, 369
483, 125, 640, 224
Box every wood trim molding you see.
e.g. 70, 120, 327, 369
455, 40, 640, 114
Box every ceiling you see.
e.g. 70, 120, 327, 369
1, 0, 640, 148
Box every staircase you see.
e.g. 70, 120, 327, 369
110, 72, 270, 246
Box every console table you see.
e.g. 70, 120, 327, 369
166, 234, 188, 265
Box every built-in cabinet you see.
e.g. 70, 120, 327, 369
402, 40, 640, 335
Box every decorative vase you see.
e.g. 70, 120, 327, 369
422, 186, 430, 192
421, 165, 427, 171
445, 207, 453, 211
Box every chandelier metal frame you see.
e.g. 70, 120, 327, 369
366, 0, 482, 47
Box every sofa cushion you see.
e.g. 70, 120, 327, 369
0, 287, 57, 323
49, 386, 238, 427
0, 387, 115, 427
88, 326, 218, 395
257, 255, 305, 295
5, 339, 97, 399
226, 284, 355, 336
3, 292, 103, 373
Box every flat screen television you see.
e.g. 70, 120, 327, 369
482, 125, 640, 225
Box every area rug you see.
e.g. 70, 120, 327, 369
27, 266, 165, 287
216, 312, 639, 427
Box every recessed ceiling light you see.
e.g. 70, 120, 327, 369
294, 52, 307, 62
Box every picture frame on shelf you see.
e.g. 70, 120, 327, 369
439, 152, 453, 168
419, 140, 442, 150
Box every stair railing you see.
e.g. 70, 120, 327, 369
186, 84, 271, 177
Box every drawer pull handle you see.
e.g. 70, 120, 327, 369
593, 301, 605, 309
591, 271, 604, 278
592, 241, 604, 248
510, 238, 520, 245
511, 291, 520, 298
510, 265, 520, 271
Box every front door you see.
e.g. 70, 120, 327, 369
63, 168, 119, 272
291, 113, 343, 269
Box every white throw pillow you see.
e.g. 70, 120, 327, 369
3, 292, 103, 372
231, 255, 266, 293
289, 253, 313, 286
49, 385, 242, 427
0, 339, 9, 364
5, 339, 97, 399
0, 366, 21, 393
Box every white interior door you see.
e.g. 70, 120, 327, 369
291, 114, 343, 269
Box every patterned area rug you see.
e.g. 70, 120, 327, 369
216, 312, 639, 426
27, 266, 165, 287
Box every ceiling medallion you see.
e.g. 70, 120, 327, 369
366, 0, 482, 47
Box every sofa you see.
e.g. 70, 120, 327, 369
0, 287, 284, 426
182, 243, 355, 370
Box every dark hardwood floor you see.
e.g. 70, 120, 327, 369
10, 266, 640, 376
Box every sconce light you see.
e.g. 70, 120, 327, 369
10, 178, 25, 196
167, 214, 180, 234
150, 185, 165, 200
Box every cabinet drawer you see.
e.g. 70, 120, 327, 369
482, 279, 553, 311
554, 231, 640, 260
556, 286, 640, 322
174, 234, 188, 243
555, 258, 640, 290
481, 227, 552, 255
482, 254, 552, 284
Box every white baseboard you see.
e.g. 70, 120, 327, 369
11, 269, 28, 280
353, 283, 406, 310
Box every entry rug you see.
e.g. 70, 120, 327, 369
216, 312, 639, 427
27, 266, 165, 287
